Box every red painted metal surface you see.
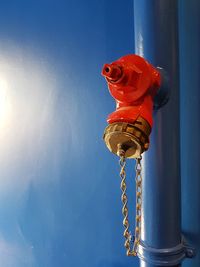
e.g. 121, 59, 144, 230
102, 54, 161, 127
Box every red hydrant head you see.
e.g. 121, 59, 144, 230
102, 54, 161, 158
102, 54, 161, 104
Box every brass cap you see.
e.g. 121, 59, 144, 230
103, 117, 151, 159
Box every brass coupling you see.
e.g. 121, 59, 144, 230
103, 117, 151, 159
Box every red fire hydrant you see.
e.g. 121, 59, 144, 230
102, 54, 161, 158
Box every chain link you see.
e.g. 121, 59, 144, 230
119, 154, 142, 257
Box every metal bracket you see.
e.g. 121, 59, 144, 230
153, 67, 170, 110
137, 237, 196, 266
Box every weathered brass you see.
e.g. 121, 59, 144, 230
103, 117, 151, 158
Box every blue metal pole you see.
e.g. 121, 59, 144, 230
134, 1, 181, 266
179, 1, 200, 267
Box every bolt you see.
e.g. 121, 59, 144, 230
185, 247, 196, 258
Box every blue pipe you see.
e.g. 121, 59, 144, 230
179, 1, 200, 267
134, 1, 181, 266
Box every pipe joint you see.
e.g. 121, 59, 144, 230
137, 237, 196, 266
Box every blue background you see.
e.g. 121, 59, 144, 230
0, 0, 198, 266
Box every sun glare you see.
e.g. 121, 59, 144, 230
0, 78, 11, 129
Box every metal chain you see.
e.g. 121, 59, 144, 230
119, 154, 142, 257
